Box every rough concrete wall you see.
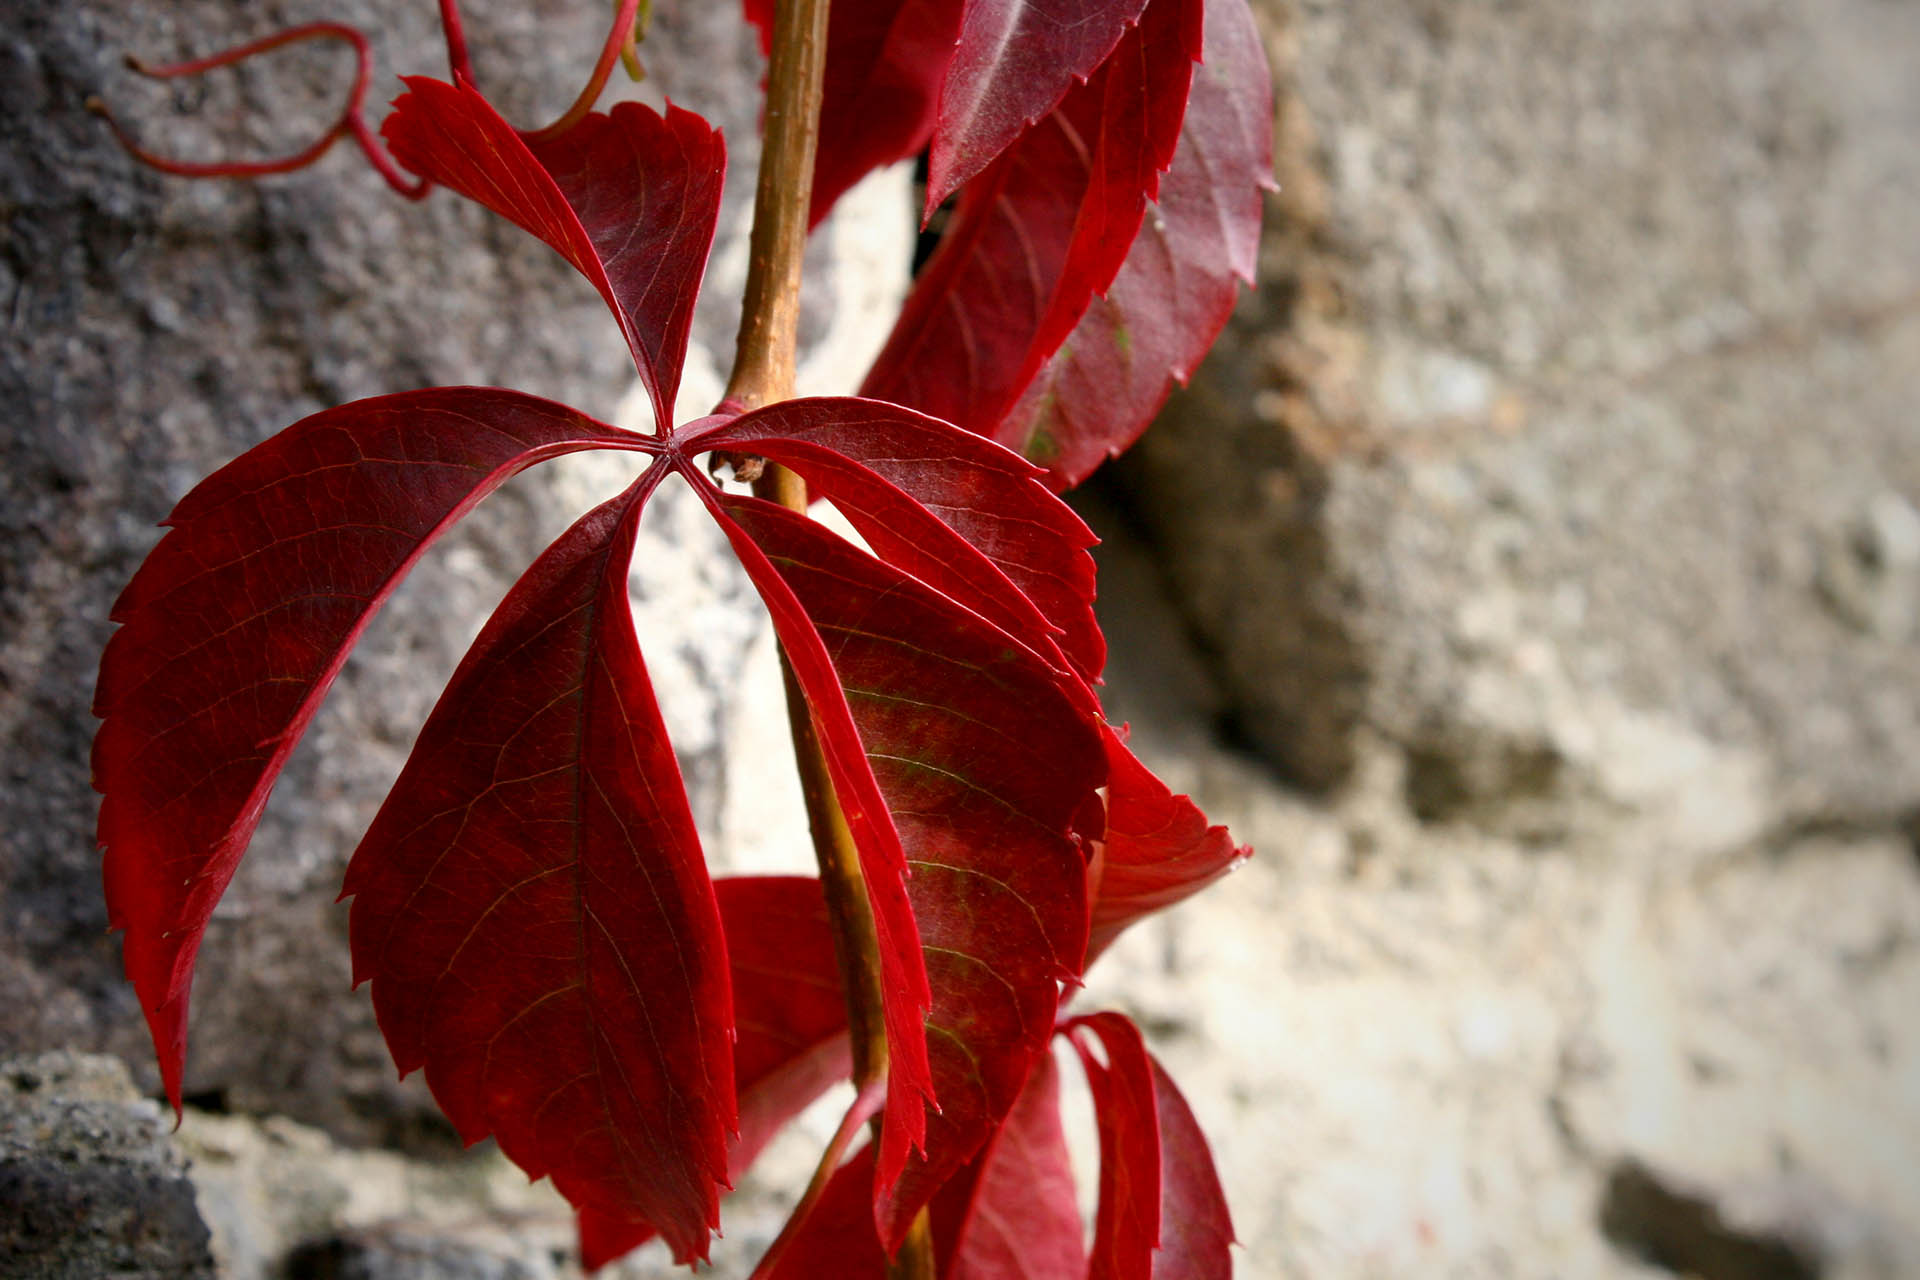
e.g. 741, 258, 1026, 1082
0, 0, 897, 1148
1119, 0, 1920, 840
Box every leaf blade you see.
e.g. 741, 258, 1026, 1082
342, 477, 735, 1265
930, 0, 1152, 209
1067, 1012, 1237, 1280
381, 79, 725, 428
575, 874, 854, 1268
1089, 725, 1248, 964
92, 388, 641, 1111
937, 1050, 1085, 1280
1069, 1013, 1163, 1280
697, 489, 939, 1172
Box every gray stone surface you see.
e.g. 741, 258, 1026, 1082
0, 1050, 214, 1278
1116, 0, 1920, 836
0, 0, 901, 1144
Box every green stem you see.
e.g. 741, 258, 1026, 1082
726, 0, 935, 1272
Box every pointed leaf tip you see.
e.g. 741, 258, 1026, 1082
1090, 725, 1249, 964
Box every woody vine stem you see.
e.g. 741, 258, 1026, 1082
723, 0, 931, 1274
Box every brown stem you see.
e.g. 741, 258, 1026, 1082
727, 0, 936, 1272
723, 0, 828, 412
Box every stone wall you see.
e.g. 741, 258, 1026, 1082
1119, 0, 1920, 844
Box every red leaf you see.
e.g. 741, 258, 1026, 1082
1068, 1013, 1162, 1280
930, 0, 1153, 211
704, 491, 1105, 1246
863, 0, 1200, 448
1068, 1013, 1237, 1279
342, 474, 734, 1265
746, 0, 965, 228
689, 398, 1104, 682
1089, 725, 1248, 965
1146, 1053, 1237, 1278
760, 1143, 891, 1280
998, 0, 1273, 485
93, 388, 642, 1112
935, 1050, 1084, 1280
381, 78, 725, 429
575, 874, 853, 1268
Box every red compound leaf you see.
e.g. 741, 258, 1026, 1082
93, 388, 644, 1114
342, 474, 734, 1266
701, 489, 1105, 1246
381, 77, 725, 430
862, 0, 1201, 450
1089, 725, 1248, 965
1067, 1013, 1236, 1280
998, 0, 1274, 485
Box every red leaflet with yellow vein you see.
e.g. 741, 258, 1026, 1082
999, 0, 1274, 485
862, 0, 1200, 446
698, 491, 940, 1172
93, 388, 644, 1112
380, 79, 724, 428
342, 475, 734, 1266
704, 490, 1105, 1245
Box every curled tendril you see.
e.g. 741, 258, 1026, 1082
520, 0, 648, 143
87, 22, 429, 199
434, 0, 648, 144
